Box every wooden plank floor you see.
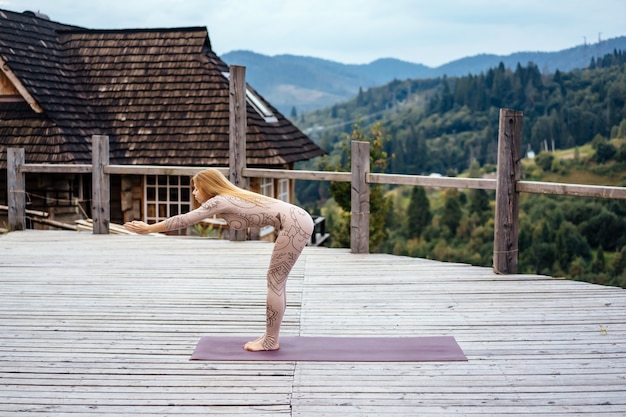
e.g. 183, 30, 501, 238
1, 230, 625, 416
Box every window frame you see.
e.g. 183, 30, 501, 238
260, 177, 275, 199
278, 178, 290, 202
143, 175, 192, 233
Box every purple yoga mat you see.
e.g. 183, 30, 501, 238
190, 335, 467, 362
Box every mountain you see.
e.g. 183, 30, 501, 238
222, 36, 626, 114
221, 51, 431, 114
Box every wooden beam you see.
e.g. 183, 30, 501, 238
229, 65, 247, 242
91, 135, 110, 234
243, 167, 351, 182
351, 141, 370, 254
0, 56, 43, 113
369, 173, 497, 189
493, 108, 523, 274
229, 65, 247, 189
28, 216, 80, 231
106, 165, 227, 176
517, 180, 626, 200
7, 148, 26, 231
0, 204, 49, 218
20, 164, 93, 174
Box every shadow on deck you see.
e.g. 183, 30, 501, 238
1, 231, 625, 416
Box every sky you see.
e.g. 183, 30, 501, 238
2, 0, 625, 67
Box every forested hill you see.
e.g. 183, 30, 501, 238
222, 36, 626, 113
293, 50, 626, 289
296, 49, 626, 178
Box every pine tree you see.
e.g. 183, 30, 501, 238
441, 189, 462, 235
407, 187, 431, 239
591, 246, 605, 273
468, 189, 491, 224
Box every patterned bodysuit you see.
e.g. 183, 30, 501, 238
164, 195, 314, 349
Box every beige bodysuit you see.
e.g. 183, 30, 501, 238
164, 195, 314, 349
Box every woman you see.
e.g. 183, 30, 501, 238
124, 169, 314, 351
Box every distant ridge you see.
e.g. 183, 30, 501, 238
222, 36, 626, 114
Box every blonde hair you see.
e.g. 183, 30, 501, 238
191, 168, 272, 209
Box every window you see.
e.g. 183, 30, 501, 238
221, 72, 278, 123
260, 177, 274, 198
29, 174, 82, 208
144, 175, 191, 234
245, 89, 278, 123
278, 178, 290, 202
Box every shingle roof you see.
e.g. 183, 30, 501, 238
0, 8, 325, 168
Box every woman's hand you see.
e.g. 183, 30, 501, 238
124, 220, 152, 234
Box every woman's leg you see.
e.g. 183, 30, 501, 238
244, 207, 313, 351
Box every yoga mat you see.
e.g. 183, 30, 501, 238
190, 335, 467, 362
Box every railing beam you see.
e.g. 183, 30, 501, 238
7, 148, 26, 231
350, 141, 370, 254
91, 135, 110, 234
229, 65, 247, 242
493, 108, 523, 274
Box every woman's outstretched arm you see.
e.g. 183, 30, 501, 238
124, 198, 221, 234
124, 220, 168, 234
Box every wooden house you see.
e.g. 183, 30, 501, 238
0, 9, 325, 233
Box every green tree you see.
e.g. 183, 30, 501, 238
591, 246, 605, 273
440, 189, 462, 235
468, 188, 491, 224
611, 246, 626, 277
555, 221, 592, 269
407, 187, 431, 239
534, 152, 555, 171
617, 119, 626, 138
579, 209, 626, 251
523, 221, 557, 275
616, 143, 626, 163
594, 142, 617, 163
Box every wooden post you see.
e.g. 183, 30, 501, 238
493, 108, 523, 274
91, 135, 110, 234
351, 141, 370, 253
7, 148, 26, 231
229, 65, 247, 241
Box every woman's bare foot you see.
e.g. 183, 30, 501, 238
243, 336, 279, 351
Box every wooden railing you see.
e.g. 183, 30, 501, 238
5, 66, 626, 274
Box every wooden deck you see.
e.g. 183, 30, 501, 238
1, 230, 625, 416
